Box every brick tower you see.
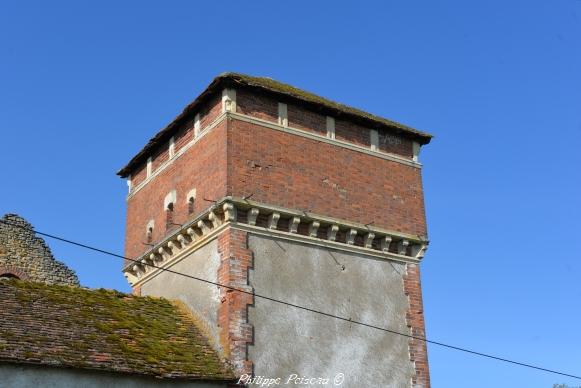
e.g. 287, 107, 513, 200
118, 73, 432, 387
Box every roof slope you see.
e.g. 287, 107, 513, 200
0, 279, 234, 381
117, 72, 432, 177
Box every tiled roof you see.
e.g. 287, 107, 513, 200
117, 72, 432, 177
0, 279, 234, 382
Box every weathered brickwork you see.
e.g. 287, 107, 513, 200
287, 103, 327, 135
120, 74, 432, 386
404, 263, 431, 388
236, 89, 278, 123
124, 120, 228, 261
0, 214, 79, 286
126, 112, 426, 262
237, 89, 414, 159
227, 118, 427, 236
217, 229, 254, 376
129, 94, 222, 189
200, 93, 223, 129
335, 117, 371, 148
124, 82, 427, 262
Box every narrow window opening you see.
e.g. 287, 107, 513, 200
188, 197, 195, 215
166, 202, 174, 230
146, 227, 153, 244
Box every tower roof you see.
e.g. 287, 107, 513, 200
117, 72, 433, 178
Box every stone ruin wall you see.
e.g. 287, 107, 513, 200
0, 214, 79, 286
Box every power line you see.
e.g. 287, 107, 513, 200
1, 218, 579, 381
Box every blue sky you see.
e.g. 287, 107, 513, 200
1, 1, 579, 386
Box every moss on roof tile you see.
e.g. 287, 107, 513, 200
0, 279, 235, 381
222, 72, 431, 138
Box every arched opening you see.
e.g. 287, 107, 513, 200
146, 226, 153, 244
0, 273, 20, 280
166, 202, 174, 230
188, 196, 195, 215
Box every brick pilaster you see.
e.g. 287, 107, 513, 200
217, 228, 254, 376
404, 263, 431, 388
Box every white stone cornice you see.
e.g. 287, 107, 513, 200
231, 222, 421, 265
327, 225, 339, 241
308, 221, 320, 238
223, 203, 237, 222
381, 236, 392, 253
346, 228, 357, 245
167, 241, 179, 252
208, 211, 221, 228
222, 88, 237, 113
247, 208, 259, 226
364, 232, 375, 249
412, 243, 428, 260
122, 197, 429, 287
238, 197, 424, 242
397, 239, 410, 255
123, 204, 230, 286
176, 234, 188, 247
197, 220, 211, 235
289, 216, 301, 233
267, 212, 280, 230
186, 227, 198, 239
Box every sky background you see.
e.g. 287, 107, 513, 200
1, 1, 580, 387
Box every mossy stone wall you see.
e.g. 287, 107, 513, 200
0, 214, 79, 286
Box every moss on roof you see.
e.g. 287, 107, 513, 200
0, 279, 234, 381
117, 72, 432, 177
224, 72, 431, 138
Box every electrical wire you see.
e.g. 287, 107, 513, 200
0, 218, 579, 380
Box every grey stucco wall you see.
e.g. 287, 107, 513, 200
248, 235, 414, 387
140, 240, 221, 354
0, 364, 228, 388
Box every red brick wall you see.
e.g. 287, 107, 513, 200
174, 120, 195, 153
237, 89, 278, 122
129, 96, 222, 189
124, 120, 228, 261
217, 228, 253, 376
125, 88, 426, 253
287, 104, 327, 135
237, 88, 413, 159
335, 118, 370, 148
151, 144, 169, 172
226, 119, 427, 237
379, 130, 413, 156
131, 164, 147, 188
125, 88, 421, 253
122, 86, 430, 384
404, 263, 431, 387
200, 94, 222, 129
